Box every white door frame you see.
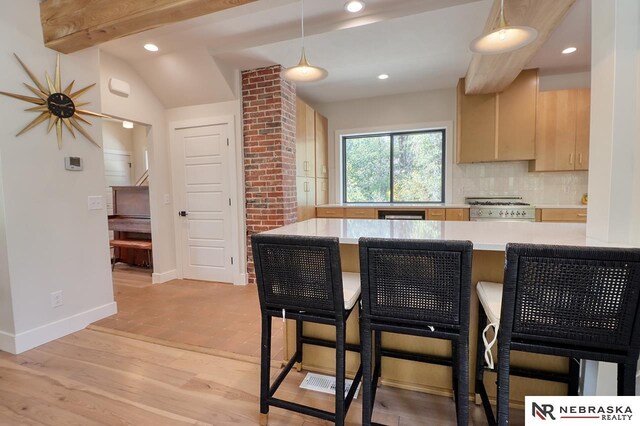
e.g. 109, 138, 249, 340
169, 115, 245, 285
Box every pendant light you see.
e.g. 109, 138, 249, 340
469, 0, 538, 55
281, 0, 328, 83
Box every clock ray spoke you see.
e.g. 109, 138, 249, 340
56, 120, 63, 149
25, 105, 49, 113
54, 55, 61, 93
70, 118, 100, 148
45, 72, 56, 95
62, 118, 75, 138
17, 112, 49, 136
75, 109, 110, 119
74, 101, 90, 108
23, 83, 49, 102
73, 113, 92, 125
13, 54, 48, 94
47, 116, 58, 133
70, 83, 95, 100
63, 80, 75, 96
0, 91, 44, 105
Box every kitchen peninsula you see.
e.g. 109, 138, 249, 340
263, 218, 616, 405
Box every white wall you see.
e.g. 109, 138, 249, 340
0, 1, 115, 353
0, 150, 16, 351
103, 120, 134, 153
165, 100, 246, 284
315, 78, 590, 206
99, 51, 177, 283
132, 125, 149, 184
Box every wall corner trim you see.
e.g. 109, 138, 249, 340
152, 269, 178, 284
8, 302, 117, 354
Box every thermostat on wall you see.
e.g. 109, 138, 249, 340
65, 156, 83, 171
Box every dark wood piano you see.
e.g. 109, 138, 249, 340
108, 186, 152, 269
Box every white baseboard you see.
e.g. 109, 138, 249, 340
152, 269, 178, 284
0, 330, 16, 354
3, 302, 118, 354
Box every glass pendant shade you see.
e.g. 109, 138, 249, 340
469, 0, 538, 55
281, 0, 328, 83
281, 48, 328, 83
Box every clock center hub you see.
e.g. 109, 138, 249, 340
47, 92, 75, 119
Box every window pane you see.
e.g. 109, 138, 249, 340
392, 132, 443, 202
345, 135, 391, 202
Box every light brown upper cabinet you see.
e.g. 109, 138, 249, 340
315, 112, 329, 178
296, 97, 330, 222
530, 88, 591, 172
457, 69, 538, 163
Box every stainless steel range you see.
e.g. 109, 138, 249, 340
466, 196, 535, 222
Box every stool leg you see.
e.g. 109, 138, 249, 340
568, 358, 580, 396
452, 342, 458, 402
260, 315, 272, 425
455, 336, 469, 426
335, 321, 346, 426
360, 319, 373, 426
496, 339, 511, 426
295, 319, 303, 371
374, 330, 382, 386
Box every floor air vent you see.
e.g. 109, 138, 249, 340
299, 372, 360, 398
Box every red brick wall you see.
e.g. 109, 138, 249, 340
242, 65, 297, 284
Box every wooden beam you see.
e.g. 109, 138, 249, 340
465, 0, 576, 95
40, 0, 258, 54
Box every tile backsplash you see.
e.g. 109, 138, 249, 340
452, 161, 588, 205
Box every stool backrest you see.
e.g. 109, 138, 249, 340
251, 234, 345, 315
502, 244, 640, 350
359, 238, 473, 327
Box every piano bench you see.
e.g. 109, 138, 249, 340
110, 239, 153, 272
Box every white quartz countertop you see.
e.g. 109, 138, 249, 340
317, 203, 471, 208
534, 204, 587, 209
263, 218, 630, 251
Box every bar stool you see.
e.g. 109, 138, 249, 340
251, 234, 363, 426
358, 238, 473, 426
475, 243, 640, 426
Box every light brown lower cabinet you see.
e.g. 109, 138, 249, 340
344, 208, 377, 219
537, 208, 587, 223
296, 176, 316, 222
445, 208, 470, 221
427, 209, 446, 221
316, 178, 328, 205
316, 207, 344, 218
316, 207, 471, 221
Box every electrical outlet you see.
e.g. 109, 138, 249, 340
88, 195, 104, 210
164, 194, 171, 205
51, 291, 63, 308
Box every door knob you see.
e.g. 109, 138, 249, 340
178, 211, 188, 217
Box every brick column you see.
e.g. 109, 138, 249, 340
242, 65, 297, 284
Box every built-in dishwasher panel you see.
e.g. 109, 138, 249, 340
377, 210, 425, 220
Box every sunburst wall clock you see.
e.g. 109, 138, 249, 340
0, 53, 109, 149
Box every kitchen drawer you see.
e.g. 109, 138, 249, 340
427, 209, 446, 221
445, 208, 469, 221
316, 207, 344, 218
540, 208, 587, 223
344, 208, 376, 219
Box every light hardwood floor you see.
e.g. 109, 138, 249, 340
0, 329, 525, 425
93, 266, 284, 361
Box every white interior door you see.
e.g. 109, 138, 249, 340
174, 124, 232, 283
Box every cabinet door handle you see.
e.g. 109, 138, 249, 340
304, 181, 309, 192
578, 153, 583, 165
577, 213, 587, 217
303, 161, 308, 172
569, 153, 574, 165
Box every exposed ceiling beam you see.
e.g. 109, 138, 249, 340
465, 0, 576, 94
40, 0, 258, 54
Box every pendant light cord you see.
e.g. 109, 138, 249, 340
498, 0, 507, 28
301, 0, 305, 50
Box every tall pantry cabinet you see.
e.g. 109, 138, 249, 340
296, 97, 329, 222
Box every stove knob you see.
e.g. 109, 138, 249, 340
478, 210, 482, 216
499, 210, 503, 216
516, 211, 521, 216
510, 211, 515, 216
488, 211, 493, 216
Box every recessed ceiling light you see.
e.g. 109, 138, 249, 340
144, 43, 159, 52
562, 47, 577, 54
344, 1, 365, 13
378, 74, 389, 80
122, 121, 134, 129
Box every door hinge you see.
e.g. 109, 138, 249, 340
228, 198, 232, 206
128, 163, 132, 168
230, 257, 234, 265
226, 138, 229, 146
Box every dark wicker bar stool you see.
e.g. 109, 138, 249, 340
475, 243, 640, 426
358, 238, 473, 426
251, 234, 363, 426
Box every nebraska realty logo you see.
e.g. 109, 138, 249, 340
526, 397, 639, 425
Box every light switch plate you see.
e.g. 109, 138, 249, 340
88, 196, 104, 210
